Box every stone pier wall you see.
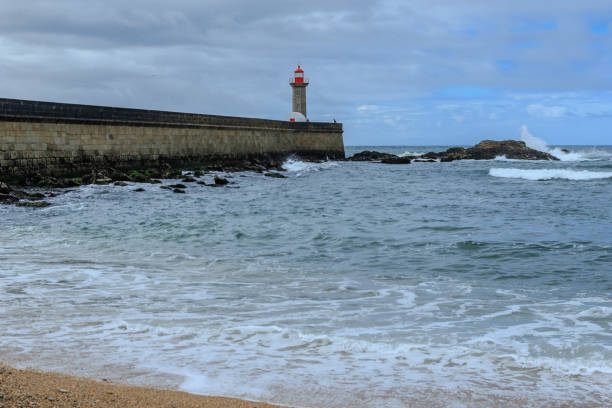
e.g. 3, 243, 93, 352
0, 98, 344, 180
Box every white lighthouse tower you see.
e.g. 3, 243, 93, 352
289, 65, 309, 120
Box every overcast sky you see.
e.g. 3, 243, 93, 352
1, 0, 611, 145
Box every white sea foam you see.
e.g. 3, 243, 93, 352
520, 125, 612, 161
282, 157, 339, 173
489, 167, 612, 181
494, 155, 523, 162
399, 151, 425, 157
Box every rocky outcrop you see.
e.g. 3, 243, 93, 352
347, 151, 398, 161
380, 157, 412, 164
465, 140, 558, 160
429, 140, 558, 161
264, 172, 287, 178
346, 140, 559, 163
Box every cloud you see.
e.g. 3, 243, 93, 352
526, 104, 568, 118
357, 104, 380, 112
1, 0, 612, 144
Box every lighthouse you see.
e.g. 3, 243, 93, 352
289, 65, 309, 118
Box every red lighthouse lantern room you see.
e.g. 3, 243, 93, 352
293, 65, 305, 83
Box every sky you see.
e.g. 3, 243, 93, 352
1, 0, 611, 145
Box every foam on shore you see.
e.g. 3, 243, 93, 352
489, 167, 612, 181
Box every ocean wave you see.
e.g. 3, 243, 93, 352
521, 125, 612, 162
399, 151, 425, 157
489, 168, 612, 181
282, 157, 339, 173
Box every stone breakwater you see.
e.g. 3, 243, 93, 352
348, 140, 560, 163
0, 98, 344, 182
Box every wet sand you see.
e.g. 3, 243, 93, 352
0, 364, 287, 408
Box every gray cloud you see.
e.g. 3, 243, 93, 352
1, 0, 612, 143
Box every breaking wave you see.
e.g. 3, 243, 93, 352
520, 126, 611, 162
489, 168, 612, 181
282, 157, 339, 173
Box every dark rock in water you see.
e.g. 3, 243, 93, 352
146, 168, 162, 179
348, 151, 398, 161
94, 177, 112, 185
214, 175, 229, 185
133, 188, 145, 192
0, 182, 11, 194
182, 176, 197, 182
16, 201, 51, 208
196, 181, 206, 185
160, 185, 172, 190
439, 147, 468, 161
26, 192, 46, 200
173, 188, 186, 194
423, 141, 559, 162
63, 178, 82, 187
149, 179, 162, 184
127, 171, 149, 183
110, 170, 130, 181
114, 181, 128, 187
264, 171, 287, 178
413, 159, 436, 163
193, 170, 204, 177
381, 157, 412, 164
422, 152, 440, 160
168, 184, 187, 189
464, 140, 558, 160
0, 193, 18, 204
561, 148, 570, 154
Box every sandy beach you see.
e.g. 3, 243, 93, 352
0, 364, 287, 408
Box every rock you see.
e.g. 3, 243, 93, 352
133, 188, 145, 192
173, 188, 186, 194
193, 170, 204, 177
114, 181, 128, 186
58, 389, 69, 393
16, 201, 51, 208
196, 181, 206, 185
465, 140, 559, 160
168, 184, 186, 189
146, 168, 162, 178
63, 178, 82, 187
149, 179, 162, 184
422, 152, 440, 160
26, 192, 46, 200
381, 157, 412, 164
182, 176, 197, 182
0, 194, 18, 204
94, 177, 112, 185
347, 150, 398, 161
36, 177, 60, 188
264, 171, 287, 178
0, 182, 11, 194
127, 171, 149, 183
561, 148, 570, 154
439, 147, 468, 161
110, 170, 130, 181
214, 175, 229, 185
160, 185, 172, 190
413, 159, 436, 163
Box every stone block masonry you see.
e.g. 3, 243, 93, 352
0, 98, 344, 180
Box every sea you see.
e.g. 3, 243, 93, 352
1, 136, 611, 407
